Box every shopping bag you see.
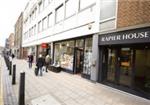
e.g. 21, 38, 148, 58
35, 67, 38, 76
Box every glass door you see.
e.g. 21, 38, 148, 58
107, 48, 117, 82
106, 47, 133, 87
74, 48, 84, 74
119, 48, 133, 87
134, 48, 150, 94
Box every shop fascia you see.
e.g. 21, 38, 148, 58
101, 31, 149, 42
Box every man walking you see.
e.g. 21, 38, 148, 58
36, 54, 44, 76
28, 54, 33, 68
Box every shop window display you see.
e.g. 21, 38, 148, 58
54, 41, 74, 70
83, 38, 92, 75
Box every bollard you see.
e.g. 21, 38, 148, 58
9, 61, 12, 75
18, 72, 25, 105
12, 65, 16, 85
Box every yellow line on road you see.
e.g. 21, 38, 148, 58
0, 56, 4, 105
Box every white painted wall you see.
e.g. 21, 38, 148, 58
22, 0, 98, 47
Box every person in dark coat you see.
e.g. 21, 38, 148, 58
28, 54, 33, 68
36, 54, 45, 76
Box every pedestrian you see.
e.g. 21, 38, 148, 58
28, 54, 33, 68
11, 53, 15, 59
45, 54, 51, 72
36, 54, 45, 76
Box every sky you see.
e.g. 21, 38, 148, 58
0, 0, 28, 47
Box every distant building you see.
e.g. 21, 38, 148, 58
14, 12, 23, 59
5, 38, 9, 49
7, 33, 15, 54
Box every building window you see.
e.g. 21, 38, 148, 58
48, 12, 53, 27
34, 25, 36, 35
43, 0, 49, 8
80, 0, 95, 10
83, 37, 92, 75
31, 27, 34, 36
100, 0, 116, 21
42, 17, 47, 30
38, 21, 42, 32
65, 0, 77, 18
29, 29, 31, 37
55, 4, 64, 23
35, 8, 37, 18
29, 15, 32, 23
39, 2, 43, 13
26, 31, 28, 38
54, 40, 74, 70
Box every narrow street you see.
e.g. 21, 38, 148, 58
0, 57, 150, 105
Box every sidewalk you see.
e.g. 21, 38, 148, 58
0, 55, 4, 105
1, 58, 150, 105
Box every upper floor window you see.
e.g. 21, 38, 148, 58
80, 0, 95, 10
42, 17, 47, 30
100, 0, 116, 21
43, 0, 49, 8
29, 15, 32, 23
48, 12, 53, 27
34, 25, 36, 35
55, 4, 64, 23
65, 0, 77, 18
38, 21, 42, 32
35, 8, 37, 17
39, 2, 43, 13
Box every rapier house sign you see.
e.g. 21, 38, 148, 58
99, 27, 150, 45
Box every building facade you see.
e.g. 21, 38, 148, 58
7, 33, 15, 54
22, 0, 99, 69
98, 0, 150, 99
14, 12, 23, 59
22, 0, 150, 99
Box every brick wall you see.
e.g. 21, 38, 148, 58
117, 0, 150, 28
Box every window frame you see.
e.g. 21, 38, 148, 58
65, 0, 76, 19
79, 0, 96, 12
42, 17, 48, 30
38, 21, 42, 33
48, 12, 53, 28
55, 4, 64, 24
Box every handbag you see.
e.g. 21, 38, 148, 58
34, 67, 38, 76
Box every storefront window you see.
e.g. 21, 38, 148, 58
54, 43, 61, 65
135, 49, 150, 93
83, 38, 92, 75
76, 39, 84, 48
54, 40, 74, 70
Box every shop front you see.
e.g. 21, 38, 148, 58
98, 27, 150, 99
53, 37, 92, 79
36, 43, 51, 59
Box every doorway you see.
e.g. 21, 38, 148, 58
74, 47, 84, 74
104, 47, 133, 87
101, 45, 150, 98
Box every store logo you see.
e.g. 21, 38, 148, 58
101, 31, 149, 42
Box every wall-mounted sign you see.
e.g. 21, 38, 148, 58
41, 43, 47, 48
99, 27, 150, 45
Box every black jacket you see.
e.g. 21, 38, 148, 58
36, 57, 45, 68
